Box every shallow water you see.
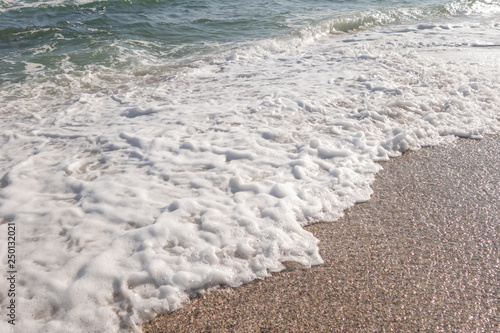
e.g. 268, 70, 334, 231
1, 0, 499, 332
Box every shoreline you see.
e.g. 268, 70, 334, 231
144, 136, 499, 332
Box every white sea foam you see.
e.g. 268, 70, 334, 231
0, 16, 499, 333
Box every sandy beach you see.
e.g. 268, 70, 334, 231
143, 136, 499, 332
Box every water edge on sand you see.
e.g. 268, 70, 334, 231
144, 136, 500, 332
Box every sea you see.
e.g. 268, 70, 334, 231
0, 0, 499, 332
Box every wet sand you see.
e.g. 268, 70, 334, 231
144, 136, 500, 332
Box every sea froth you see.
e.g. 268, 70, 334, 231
1, 1, 500, 332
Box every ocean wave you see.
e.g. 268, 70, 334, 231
298, 0, 500, 36
1, 1, 500, 332
1, 15, 500, 332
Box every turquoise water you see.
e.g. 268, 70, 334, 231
0, 0, 475, 84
